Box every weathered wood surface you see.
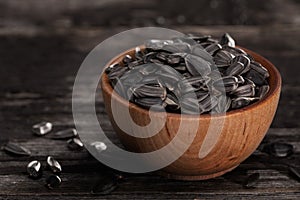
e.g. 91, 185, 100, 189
0, 129, 299, 199
0, 0, 299, 199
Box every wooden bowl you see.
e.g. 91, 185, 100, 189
101, 47, 281, 180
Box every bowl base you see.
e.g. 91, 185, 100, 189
158, 165, 238, 181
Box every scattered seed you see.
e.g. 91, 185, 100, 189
90, 141, 107, 152
47, 156, 62, 174
2, 142, 31, 156
45, 175, 62, 189
32, 122, 52, 136
243, 173, 260, 188
91, 174, 119, 195
27, 160, 42, 179
262, 142, 294, 157
67, 138, 84, 151
49, 128, 78, 140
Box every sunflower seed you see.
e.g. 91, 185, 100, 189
245, 69, 267, 86
257, 85, 270, 99
2, 142, 31, 156
186, 34, 211, 43
123, 55, 133, 64
223, 45, 247, 56
27, 160, 42, 179
45, 175, 61, 189
91, 173, 119, 195
185, 54, 211, 76
105, 63, 120, 74
131, 84, 166, 99
214, 50, 234, 67
138, 63, 159, 75
166, 54, 182, 65
47, 156, 62, 174
250, 61, 270, 78
134, 97, 164, 109
236, 75, 245, 84
145, 39, 174, 50
163, 93, 180, 111
162, 43, 190, 53
204, 43, 222, 56
219, 33, 235, 47
213, 76, 239, 93
231, 97, 258, 109
231, 84, 255, 97
107, 65, 128, 81
243, 173, 260, 188
135, 47, 144, 60
49, 128, 78, 140
32, 122, 52, 136
225, 61, 245, 76
262, 142, 293, 157
214, 96, 231, 113
231, 55, 251, 74
90, 141, 107, 152
67, 138, 84, 151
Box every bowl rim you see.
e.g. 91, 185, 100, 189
101, 46, 281, 119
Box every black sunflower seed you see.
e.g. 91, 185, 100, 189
91, 173, 119, 195
245, 69, 268, 86
2, 142, 31, 156
185, 54, 211, 76
250, 61, 269, 78
231, 55, 251, 74
204, 43, 222, 56
243, 173, 260, 188
163, 93, 180, 111
47, 156, 62, 174
49, 128, 78, 140
231, 97, 258, 109
32, 122, 52, 136
67, 138, 84, 151
45, 175, 62, 189
135, 47, 144, 60
231, 84, 255, 97
256, 85, 270, 99
123, 55, 133, 64
222, 45, 247, 56
131, 84, 166, 99
213, 76, 239, 93
262, 142, 294, 157
27, 160, 42, 179
134, 97, 164, 109
219, 33, 235, 47
225, 61, 245, 76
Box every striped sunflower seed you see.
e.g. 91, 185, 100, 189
219, 33, 235, 47
47, 156, 62, 174
231, 97, 258, 109
32, 122, 52, 136
2, 142, 31, 156
27, 160, 42, 179
185, 54, 211, 76
231, 84, 255, 97
213, 76, 239, 93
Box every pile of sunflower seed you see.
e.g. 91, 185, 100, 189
105, 33, 270, 114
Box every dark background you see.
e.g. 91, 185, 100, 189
0, 0, 299, 199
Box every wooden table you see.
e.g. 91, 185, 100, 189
0, 1, 299, 199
